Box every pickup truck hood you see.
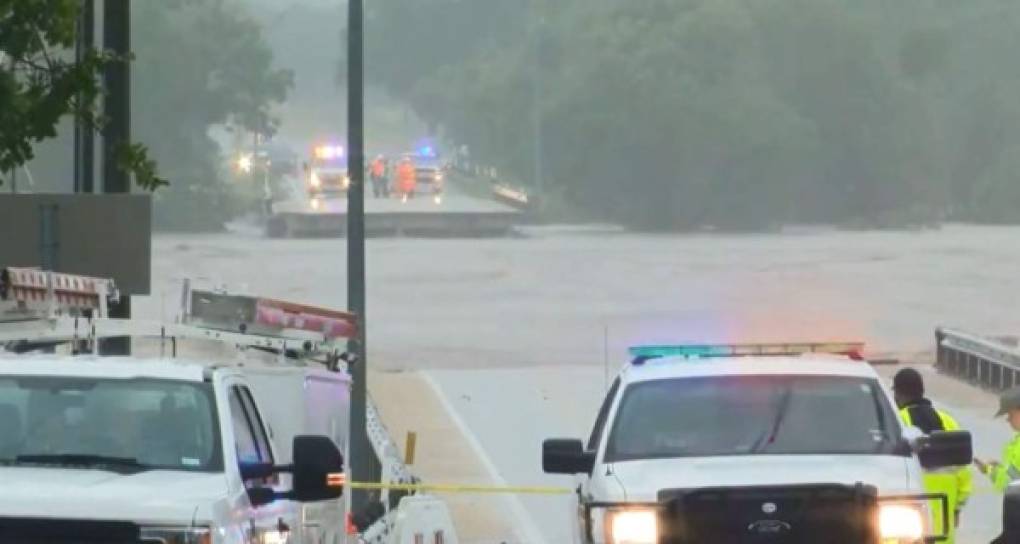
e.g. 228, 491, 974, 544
607, 455, 915, 502
0, 467, 227, 523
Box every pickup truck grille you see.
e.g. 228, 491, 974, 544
657, 483, 879, 544
0, 517, 142, 543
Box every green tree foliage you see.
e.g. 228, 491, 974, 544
366, 0, 1020, 229
0, 0, 164, 190
132, 0, 292, 230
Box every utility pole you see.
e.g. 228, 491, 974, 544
532, 17, 546, 211
347, 0, 376, 513
101, 0, 131, 355
74, 0, 95, 194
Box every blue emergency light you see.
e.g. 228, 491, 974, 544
417, 145, 437, 158
628, 341, 865, 364
629, 345, 728, 359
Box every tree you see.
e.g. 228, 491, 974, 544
0, 0, 164, 190
131, 0, 292, 230
365, 0, 1020, 228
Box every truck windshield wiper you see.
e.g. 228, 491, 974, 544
15, 454, 149, 474
750, 388, 794, 454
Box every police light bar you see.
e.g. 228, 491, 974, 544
0, 267, 118, 319
629, 341, 865, 361
187, 289, 357, 340
314, 145, 345, 160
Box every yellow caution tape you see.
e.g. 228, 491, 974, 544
345, 481, 573, 495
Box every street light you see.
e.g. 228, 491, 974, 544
237, 154, 253, 173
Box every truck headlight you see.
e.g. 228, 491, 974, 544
259, 529, 290, 544
309, 171, 322, 188
140, 526, 212, 544
605, 509, 657, 544
878, 504, 924, 541
342, 175, 350, 189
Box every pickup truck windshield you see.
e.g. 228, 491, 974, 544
0, 377, 221, 472
605, 375, 899, 462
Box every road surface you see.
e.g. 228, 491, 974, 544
137, 224, 1020, 542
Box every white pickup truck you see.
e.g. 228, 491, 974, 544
543, 342, 974, 544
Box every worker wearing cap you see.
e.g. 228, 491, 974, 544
893, 368, 971, 543
976, 386, 1020, 544
975, 386, 1020, 493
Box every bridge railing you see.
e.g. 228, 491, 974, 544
936, 327, 1020, 391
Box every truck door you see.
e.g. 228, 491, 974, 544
227, 384, 300, 543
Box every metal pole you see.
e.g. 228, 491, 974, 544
100, 0, 131, 355
347, 0, 376, 513
533, 18, 544, 211
74, 0, 95, 194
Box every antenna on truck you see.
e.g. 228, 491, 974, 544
0, 267, 358, 368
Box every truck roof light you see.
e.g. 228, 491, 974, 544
314, 145, 344, 160
628, 342, 865, 364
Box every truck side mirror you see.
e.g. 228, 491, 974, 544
247, 487, 276, 508
302, 161, 309, 172
915, 430, 972, 469
290, 435, 345, 502
543, 438, 595, 474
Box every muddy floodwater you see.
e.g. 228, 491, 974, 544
139, 224, 1020, 369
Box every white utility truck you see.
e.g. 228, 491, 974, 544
0, 268, 456, 544
543, 342, 974, 544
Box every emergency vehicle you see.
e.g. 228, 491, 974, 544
543, 342, 973, 544
304, 143, 350, 197
404, 146, 444, 197
0, 268, 457, 544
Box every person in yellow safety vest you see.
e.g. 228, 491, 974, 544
893, 368, 971, 543
975, 385, 1020, 544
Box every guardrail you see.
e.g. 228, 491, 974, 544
936, 327, 1020, 391
360, 397, 421, 542
491, 182, 534, 211
449, 160, 536, 212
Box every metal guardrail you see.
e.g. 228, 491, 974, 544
936, 327, 1020, 391
449, 160, 536, 212
491, 183, 533, 211
361, 397, 420, 541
